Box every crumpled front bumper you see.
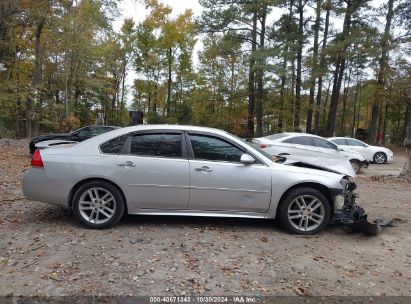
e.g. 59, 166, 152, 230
330, 179, 380, 235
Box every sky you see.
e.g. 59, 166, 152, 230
113, 0, 386, 105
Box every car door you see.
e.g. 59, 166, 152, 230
187, 132, 272, 212
115, 131, 189, 210
345, 139, 372, 160
345, 138, 365, 153
311, 137, 345, 159
281, 136, 320, 158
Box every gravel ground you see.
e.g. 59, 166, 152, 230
0, 139, 410, 297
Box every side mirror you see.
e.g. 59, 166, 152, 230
337, 146, 344, 151
240, 153, 255, 164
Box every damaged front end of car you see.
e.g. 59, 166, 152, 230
330, 177, 380, 236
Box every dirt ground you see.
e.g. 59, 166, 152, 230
0, 139, 410, 297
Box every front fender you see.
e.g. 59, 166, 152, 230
267, 164, 344, 218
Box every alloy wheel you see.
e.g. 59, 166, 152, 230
78, 187, 117, 224
287, 195, 325, 232
374, 153, 386, 164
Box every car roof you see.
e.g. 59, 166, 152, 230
86, 125, 120, 129
78, 124, 235, 144
329, 137, 364, 141
262, 132, 328, 140
121, 124, 233, 136
49, 124, 275, 166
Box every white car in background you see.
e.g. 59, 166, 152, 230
329, 137, 394, 164
252, 133, 368, 174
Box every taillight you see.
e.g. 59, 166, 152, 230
31, 149, 44, 167
259, 143, 268, 149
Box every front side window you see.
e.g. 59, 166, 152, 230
283, 136, 313, 146
100, 135, 127, 154
130, 133, 182, 158
331, 138, 347, 145
346, 139, 366, 147
312, 138, 338, 150
189, 134, 244, 162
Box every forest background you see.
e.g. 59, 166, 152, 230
0, 0, 410, 144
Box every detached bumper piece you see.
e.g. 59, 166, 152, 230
330, 181, 383, 236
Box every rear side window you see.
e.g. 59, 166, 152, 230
331, 138, 347, 145
130, 133, 182, 158
100, 135, 127, 154
283, 136, 313, 146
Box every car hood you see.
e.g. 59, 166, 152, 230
370, 146, 392, 153
276, 155, 356, 177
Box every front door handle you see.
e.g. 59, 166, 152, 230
195, 166, 212, 173
117, 161, 136, 167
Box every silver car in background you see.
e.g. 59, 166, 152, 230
23, 125, 358, 235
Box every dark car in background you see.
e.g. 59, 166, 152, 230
29, 125, 119, 154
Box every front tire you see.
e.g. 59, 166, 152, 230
350, 160, 361, 174
373, 152, 387, 164
278, 187, 331, 235
72, 181, 125, 229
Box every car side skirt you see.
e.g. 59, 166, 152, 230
129, 209, 272, 219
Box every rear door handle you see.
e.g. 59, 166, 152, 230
195, 166, 212, 173
117, 161, 136, 167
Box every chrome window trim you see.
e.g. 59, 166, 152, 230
98, 129, 188, 160
186, 131, 268, 166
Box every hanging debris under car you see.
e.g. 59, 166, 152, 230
330, 178, 392, 235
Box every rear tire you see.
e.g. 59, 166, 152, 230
72, 181, 125, 229
278, 187, 331, 235
373, 152, 387, 164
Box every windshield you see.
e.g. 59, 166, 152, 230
70, 127, 83, 134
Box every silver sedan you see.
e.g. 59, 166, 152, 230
23, 125, 354, 234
